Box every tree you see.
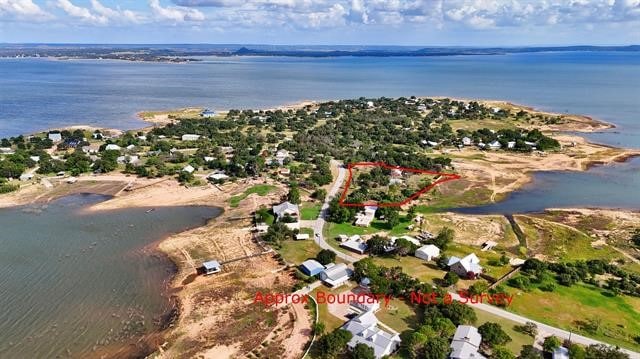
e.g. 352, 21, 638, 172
443, 271, 459, 287
288, 184, 301, 204
313, 322, 325, 336
518, 345, 541, 359
313, 188, 327, 202
631, 229, 640, 247
316, 249, 336, 265
478, 322, 512, 348
439, 301, 476, 326
584, 344, 629, 359
366, 235, 390, 256
433, 227, 454, 250
350, 343, 375, 359
514, 322, 537, 337
491, 346, 515, 359
468, 281, 489, 296
421, 336, 450, 359
317, 329, 353, 359
542, 336, 561, 352
569, 344, 586, 359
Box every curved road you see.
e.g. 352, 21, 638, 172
309, 161, 640, 358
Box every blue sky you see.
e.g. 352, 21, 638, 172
1, 0, 639, 45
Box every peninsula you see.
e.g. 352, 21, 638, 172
2, 97, 640, 359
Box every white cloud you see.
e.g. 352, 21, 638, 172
90, 0, 145, 24
56, 0, 108, 25
149, 0, 205, 22
0, 0, 52, 20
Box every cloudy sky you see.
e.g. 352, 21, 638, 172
1, 0, 639, 45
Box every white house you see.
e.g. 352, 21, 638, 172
117, 155, 140, 164
319, 263, 352, 287
105, 144, 121, 151
201, 108, 216, 118
29, 156, 40, 163
20, 173, 34, 181
182, 165, 195, 173
507, 141, 516, 149
182, 134, 201, 141
296, 233, 310, 240
273, 201, 300, 230
342, 310, 401, 358
0, 147, 14, 155
462, 137, 472, 146
207, 172, 229, 181
415, 244, 440, 261
275, 149, 290, 165
340, 238, 368, 254
366, 101, 375, 108
450, 325, 485, 359
355, 206, 377, 227
488, 141, 502, 150
48, 133, 62, 142
447, 253, 482, 279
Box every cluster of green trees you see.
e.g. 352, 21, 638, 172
455, 128, 560, 152
507, 258, 640, 297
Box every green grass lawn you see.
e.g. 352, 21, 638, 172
473, 308, 534, 355
300, 203, 322, 220
372, 256, 446, 286
376, 298, 420, 333
324, 221, 377, 238
277, 239, 322, 265
504, 282, 640, 351
228, 184, 277, 208
446, 243, 514, 279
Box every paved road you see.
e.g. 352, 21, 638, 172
306, 161, 640, 358
311, 162, 360, 263
449, 292, 640, 358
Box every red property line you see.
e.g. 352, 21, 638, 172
338, 161, 461, 208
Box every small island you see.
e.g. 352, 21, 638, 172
1, 97, 640, 358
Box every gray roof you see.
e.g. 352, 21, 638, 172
450, 325, 485, 359
343, 311, 401, 358
273, 201, 299, 218
300, 259, 324, 275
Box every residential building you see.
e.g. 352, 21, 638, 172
300, 259, 324, 276
488, 140, 502, 150
202, 260, 221, 275
552, 347, 570, 359
182, 165, 195, 173
296, 233, 310, 240
48, 132, 62, 142
462, 137, 472, 146
355, 206, 377, 227
415, 244, 440, 261
105, 144, 121, 151
340, 237, 368, 254
319, 263, 352, 287
182, 134, 201, 141
201, 108, 216, 118
447, 253, 482, 279
342, 310, 401, 358
450, 325, 485, 359
273, 201, 300, 230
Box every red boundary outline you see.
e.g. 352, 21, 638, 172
338, 162, 461, 208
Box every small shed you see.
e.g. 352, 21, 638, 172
296, 233, 310, 240
415, 244, 440, 261
300, 259, 324, 276
203, 260, 221, 275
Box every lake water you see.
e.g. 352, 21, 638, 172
1, 52, 639, 147
0, 194, 221, 358
455, 156, 640, 215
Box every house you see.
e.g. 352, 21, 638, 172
201, 108, 216, 118
340, 238, 368, 254
296, 233, 310, 240
447, 253, 482, 279
507, 141, 516, 149
462, 137, 472, 146
202, 260, 221, 275
275, 149, 289, 165
203, 156, 215, 162
450, 325, 485, 359
126, 144, 135, 151
280, 168, 291, 176
182, 165, 195, 173
117, 155, 140, 164
182, 134, 201, 141
300, 259, 324, 276
415, 244, 440, 261
342, 310, 401, 358
105, 144, 121, 151
366, 101, 375, 108
29, 156, 40, 163
82, 145, 99, 154
255, 223, 269, 233
481, 241, 497, 251
0, 147, 14, 155
426, 140, 439, 147
207, 172, 229, 181
48, 132, 62, 142
355, 206, 377, 227
273, 201, 300, 230
319, 263, 352, 287
552, 346, 570, 359
488, 140, 502, 150
137, 135, 147, 141
20, 173, 34, 181
417, 104, 427, 111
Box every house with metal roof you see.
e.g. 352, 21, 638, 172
319, 263, 352, 287
450, 325, 485, 359
48, 132, 62, 142
342, 310, 401, 358
447, 253, 482, 279
273, 201, 300, 230
182, 134, 201, 141
340, 238, 368, 254
415, 244, 440, 261
201, 108, 216, 118
202, 260, 221, 275
300, 259, 324, 276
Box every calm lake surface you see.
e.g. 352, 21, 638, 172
0, 194, 221, 358
1, 52, 639, 147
